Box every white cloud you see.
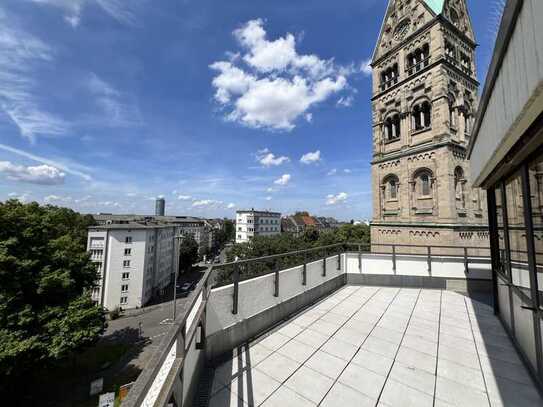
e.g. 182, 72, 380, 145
227, 203, 236, 209
326, 192, 348, 205
265, 196, 272, 201
0, 161, 66, 185
29, 0, 139, 27
300, 150, 321, 165
360, 58, 372, 76
266, 187, 274, 193
87, 73, 142, 128
210, 19, 354, 131
0, 143, 92, 181
327, 168, 337, 176
337, 96, 354, 107
177, 195, 193, 201
344, 169, 352, 174
192, 199, 223, 208
7, 192, 31, 202
0, 10, 69, 141
256, 149, 290, 167
274, 174, 291, 186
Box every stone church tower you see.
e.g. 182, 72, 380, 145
370, 0, 489, 251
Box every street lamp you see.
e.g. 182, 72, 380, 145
172, 234, 184, 322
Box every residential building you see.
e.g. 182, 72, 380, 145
235, 210, 281, 243
468, 0, 543, 390
316, 217, 345, 230
370, 0, 488, 249
87, 222, 176, 310
282, 212, 325, 236
92, 213, 211, 255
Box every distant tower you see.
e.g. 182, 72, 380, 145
155, 198, 165, 216
370, 0, 488, 250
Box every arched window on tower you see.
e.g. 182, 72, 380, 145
382, 175, 400, 202
407, 44, 430, 75
412, 101, 432, 131
464, 102, 473, 136
384, 113, 401, 142
380, 64, 399, 90
414, 169, 433, 198
454, 167, 466, 209
449, 94, 457, 129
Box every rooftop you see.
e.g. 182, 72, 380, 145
205, 286, 541, 407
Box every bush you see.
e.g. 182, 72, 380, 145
109, 307, 122, 320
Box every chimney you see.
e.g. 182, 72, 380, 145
155, 197, 165, 216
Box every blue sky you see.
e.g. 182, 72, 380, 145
0, 0, 504, 220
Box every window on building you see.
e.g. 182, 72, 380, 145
123, 260, 130, 268
464, 103, 473, 135
124, 248, 131, 256
412, 101, 432, 131
414, 169, 433, 197
380, 63, 399, 89
449, 95, 457, 128
383, 175, 399, 201
384, 113, 401, 141
454, 167, 465, 208
125, 236, 132, 243
407, 43, 430, 72
445, 40, 456, 59
122, 272, 130, 280
121, 284, 129, 292
120, 296, 128, 305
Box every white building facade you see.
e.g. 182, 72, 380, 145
87, 223, 176, 311
235, 210, 281, 243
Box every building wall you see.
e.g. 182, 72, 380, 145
236, 211, 281, 243
370, 0, 488, 249
470, 0, 543, 187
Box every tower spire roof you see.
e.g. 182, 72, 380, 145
423, 0, 446, 15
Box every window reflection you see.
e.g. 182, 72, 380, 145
505, 172, 531, 299
495, 184, 509, 279
528, 154, 543, 307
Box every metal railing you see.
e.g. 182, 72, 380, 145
122, 241, 492, 406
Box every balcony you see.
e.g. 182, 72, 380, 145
121, 244, 543, 407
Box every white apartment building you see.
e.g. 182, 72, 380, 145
235, 210, 281, 243
87, 223, 176, 311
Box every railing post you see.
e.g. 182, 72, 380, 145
274, 258, 279, 297
392, 245, 396, 272
427, 246, 432, 273
358, 244, 362, 272
322, 248, 327, 277
232, 264, 239, 315
464, 247, 469, 274
302, 252, 307, 286
337, 246, 341, 271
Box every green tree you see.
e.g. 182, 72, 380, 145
0, 200, 105, 392
178, 235, 199, 273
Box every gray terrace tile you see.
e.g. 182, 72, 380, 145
320, 382, 376, 407
207, 287, 541, 407
260, 386, 315, 407
380, 379, 434, 407
338, 362, 387, 400
304, 350, 349, 379
275, 338, 316, 364
254, 352, 300, 383
283, 366, 334, 404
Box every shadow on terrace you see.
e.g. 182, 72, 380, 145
121, 243, 543, 407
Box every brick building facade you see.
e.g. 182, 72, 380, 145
370, 0, 488, 252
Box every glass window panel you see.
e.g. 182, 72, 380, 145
495, 184, 509, 279
528, 153, 543, 308
506, 172, 531, 299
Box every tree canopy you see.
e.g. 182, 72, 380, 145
178, 235, 199, 273
0, 200, 105, 388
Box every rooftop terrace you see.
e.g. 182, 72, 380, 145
207, 286, 541, 406
121, 243, 543, 407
